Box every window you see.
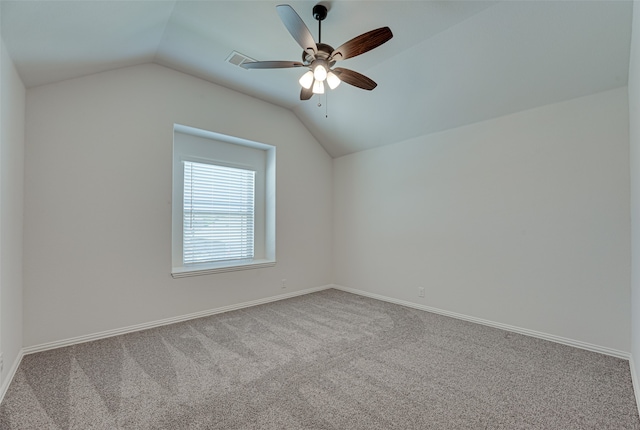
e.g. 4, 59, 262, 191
183, 161, 255, 265
172, 125, 275, 278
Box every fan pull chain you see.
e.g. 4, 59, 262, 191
325, 93, 329, 118
316, 94, 329, 118
316, 93, 328, 118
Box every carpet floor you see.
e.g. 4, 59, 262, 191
0, 289, 638, 429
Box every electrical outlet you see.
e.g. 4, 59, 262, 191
418, 287, 425, 297
281, 279, 287, 289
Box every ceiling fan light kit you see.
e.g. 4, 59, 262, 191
313, 60, 328, 81
299, 70, 314, 89
326, 71, 341, 89
312, 80, 325, 94
241, 3, 393, 100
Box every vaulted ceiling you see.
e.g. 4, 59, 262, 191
1, 1, 633, 157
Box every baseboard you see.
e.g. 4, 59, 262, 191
331, 284, 630, 360
0, 349, 24, 405
14, 283, 631, 401
631, 355, 640, 417
23, 284, 333, 355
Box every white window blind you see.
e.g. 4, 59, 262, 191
183, 161, 255, 265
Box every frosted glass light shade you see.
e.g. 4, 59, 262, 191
312, 80, 325, 94
326, 71, 341, 89
298, 71, 314, 89
313, 64, 327, 82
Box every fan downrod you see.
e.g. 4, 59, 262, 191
312, 4, 328, 45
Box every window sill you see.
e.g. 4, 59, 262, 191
171, 259, 276, 278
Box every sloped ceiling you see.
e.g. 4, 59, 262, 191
1, 0, 632, 157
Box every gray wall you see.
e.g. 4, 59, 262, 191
23, 64, 333, 347
0, 38, 25, 386
628, 0, 640, 407
334, 88, 630, 353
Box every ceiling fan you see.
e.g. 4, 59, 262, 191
241, 4, 393, 100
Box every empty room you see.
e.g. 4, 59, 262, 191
2, 0, 640, 428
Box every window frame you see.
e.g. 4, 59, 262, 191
171, 124, 276, 278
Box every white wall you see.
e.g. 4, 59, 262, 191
629, 0, 640, 395
0, 38, 25, 381
334, 87, 630, 352
23, 64, 333, 347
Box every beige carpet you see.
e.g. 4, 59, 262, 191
1, 289, 638, 429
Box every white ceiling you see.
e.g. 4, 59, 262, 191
1, 0, 633, 157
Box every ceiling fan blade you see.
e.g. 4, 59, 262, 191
241, 61, 305, 69
329, 27, 393, 62
276, 5, 317, 57
300, 85, 313, 100
332, 68, 377, 90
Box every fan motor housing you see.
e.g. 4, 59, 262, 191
303, 42, 334, 64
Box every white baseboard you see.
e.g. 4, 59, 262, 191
3, 286, 329, 405
0, 349, 24, 405
331, 284, 630, 360
631, 356, 640, 418
23, 284, 333, 356
8, 283, 631, 407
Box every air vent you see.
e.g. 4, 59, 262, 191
226, 51, 256, 68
